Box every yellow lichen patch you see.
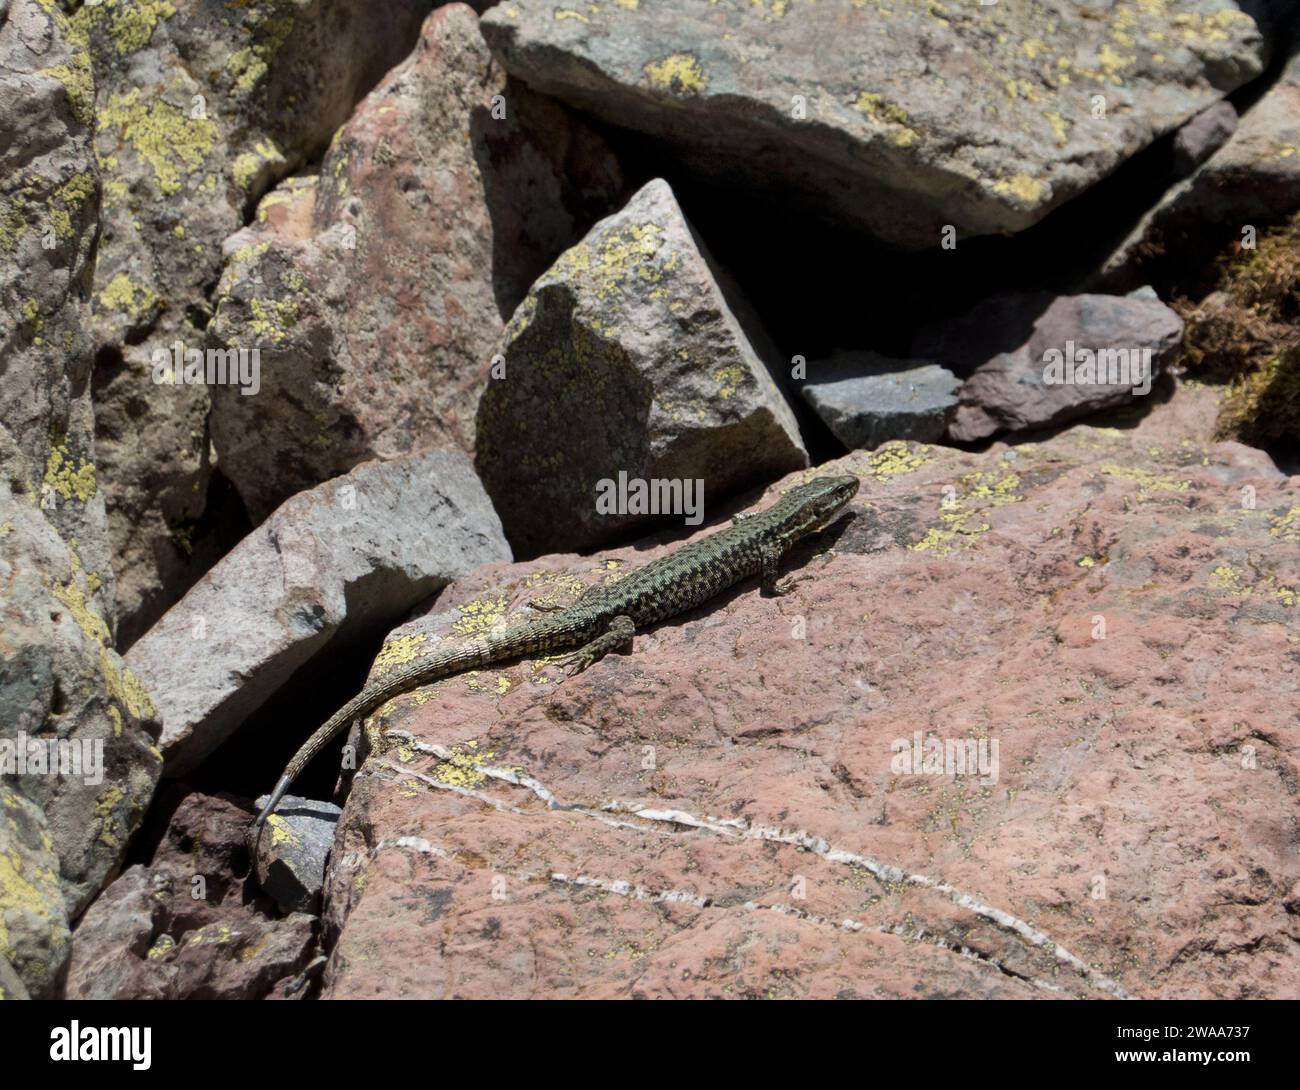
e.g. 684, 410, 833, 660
1044, 111, 1069, 146
644, 53, 708, 95
105, 0, 177, 56
247, 296, 298, 346
553, 8, 589, 20
465, 672, 515, 696
909, 469, 1018, 556
1209, 564, 1295, 607
861, 441, 932, 481
1269, 507, 1300, 542
549, 221, 679, 303
146, 934, 176, 960
49, 560, 111, 646
432, 742, 496, 789
99, 89, 217, 196
1098, 463, 1190, 500
523, 569, 585, 608
99, 647, 157, 720
43, 438, 97, 503
992, 173, 1047, 204
232, 139, 287, 192
713, 365, 746, 399
41, 51, 96, 127
372, 633, 429, 675
267, 814, 300, 849
97, 272, 157, 322
1078, 556, 1096, 568
852, 92, 920, 146
451, 594, 510, 639
95, 786, 126, 848
0, 805, 66, 974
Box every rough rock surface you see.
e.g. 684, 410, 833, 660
127, 449, 511, 776
0, 784, 70, 1000
482, 0, 1270, 249
317, 426, 1298, 999
0, 0, 112, 621
65, 790, 315, 1000
77, 0, 435, 640
801, 353, 958, 450
0, 453, 163, 931
1172, 99, 1239, 174
918, 293, 1184, 442
208, 3, 623, 523
476, 178, 807, 556
1100, 43, 1300, 287
254, 794, 342, 915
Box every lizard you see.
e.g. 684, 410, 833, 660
250, 473, 860, 836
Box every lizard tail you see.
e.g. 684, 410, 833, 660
249, 631, 531, 837
252, 684, 379, 833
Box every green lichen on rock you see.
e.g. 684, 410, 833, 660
96, 271, 158, 321
72, 0, 178, 57
98, 88, 218, 196
43, 435, 97, 504
40, 48, 97, 128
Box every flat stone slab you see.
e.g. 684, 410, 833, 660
482, 0, 1270, 248
801, 353, 958, 449
126, 449, 510, 776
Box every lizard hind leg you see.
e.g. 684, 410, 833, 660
557, 615, 635, 676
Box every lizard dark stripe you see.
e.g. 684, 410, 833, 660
250, 474, 860, 836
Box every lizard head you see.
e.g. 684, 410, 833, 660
779, 473, 860, 539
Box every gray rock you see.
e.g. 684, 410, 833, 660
126, 449, 511, 776
475, 178, 808, 555
0, 785, 69, 1000
801, 353, 958, 450
481, 0, 1269, 249
78, 0, 435, 641
1172, 100, 1239, 174
1098, 46, 1300, 288
0, 468, 162, 925
0, 953, 31, 1001
936, 294, 1184, 441
207, 4, 623, 524
0, 0, 113, 623
253, 795, 342, 915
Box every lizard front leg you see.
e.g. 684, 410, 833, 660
557, 615, 635, 676
760, 544, 796, 596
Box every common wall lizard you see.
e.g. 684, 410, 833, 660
252, 474, 860, 833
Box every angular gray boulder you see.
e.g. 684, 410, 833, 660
253, 795, 342, 915
475, 178, 808, 555
126, 450, 511, 776
801, 353, 958, 450
482, 0, 1270, 248
0, 457, 163, 933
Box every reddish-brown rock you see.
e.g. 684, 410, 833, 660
208, 3, 623, 522
64, 791, 316, 1000
314, 416, 1298, 999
